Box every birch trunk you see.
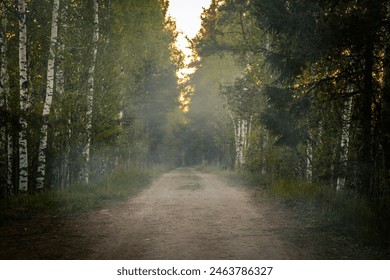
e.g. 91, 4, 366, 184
82, 0, 99, 184
0, 4, 7, 194
229, 113, 250, 169
55, 0, 68, 97
56, 2, 70, 188
18, 0, 28, 192
261, 129, 268, 175
0, 4, 6, 115
336, 97, 353, 191
1, 4, 13, 193
305, 123, 313, 182
231, 116, 241, 169
36, 0, 60, 190
306, 138, 313, 182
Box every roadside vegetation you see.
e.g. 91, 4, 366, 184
196, 164, 390, 257
0, 165, 169, 227
267, 180, 389, 242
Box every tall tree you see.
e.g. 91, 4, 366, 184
36, 0, 60, 190
18, 0, 28, 192
0, 2, 11, 196
82, 0, 99, 184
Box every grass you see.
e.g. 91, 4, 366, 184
0, 165, 165, 226
255, 178, 390, 250
198, 164, 390, 255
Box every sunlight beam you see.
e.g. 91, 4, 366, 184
167, 0, 212, 111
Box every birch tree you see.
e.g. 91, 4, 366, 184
0, 2, 11, 194
82, 0, 99, 184
221, 78, 254, 169
336, 97, 353, 191
55, 1, 69, 189
36, 0, 60, 190
18, 0, 28, 192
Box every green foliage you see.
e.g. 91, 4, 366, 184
0, 0, 182, 194
0, 166, 157, 225
191, 0, 390, 204
266, 179, 388, 244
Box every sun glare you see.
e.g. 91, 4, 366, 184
168, 0, 212, 111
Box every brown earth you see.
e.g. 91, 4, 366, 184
0, 168, 385, 259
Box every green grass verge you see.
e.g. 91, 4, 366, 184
0, 165, 166, 226
257, 178, 389, 248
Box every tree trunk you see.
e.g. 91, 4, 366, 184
355, 35, 375, 196
305, 136, 313, 182
2, 5, 13, 194
336, 96, 353, 191
382, 42, 390, 198
56, 2, 68, 189
3, 6, 13, 195
82, 0, 99, 184
36, 0, 60, 190
261, 128, 268, 175
0, 3, 9, 196
230, 113, 250, 170
18, 0, 29, 193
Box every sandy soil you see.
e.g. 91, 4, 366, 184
0, 168, 335, 259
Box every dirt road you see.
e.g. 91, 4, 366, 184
88, 168, 312, 259
1, 168, 315, 259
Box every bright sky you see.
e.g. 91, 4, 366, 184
167, 0, 212, 77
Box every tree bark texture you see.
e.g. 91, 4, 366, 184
36, 0, 60, 190
18, 0, 29, 192
336, 97, 353, 191
82, 0, 99, 184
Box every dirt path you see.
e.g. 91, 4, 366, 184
86, 168, 309, 259
1, 168, 315, 259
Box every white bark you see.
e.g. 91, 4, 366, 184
55, 1, 67, 97
36, 0, 60, 190
7, 133, 13, 191
1, 4, 13, 193
228, 111, 241, 169
305, 115, 314, 182
56, 2, 69, 188
306, 137, 313, 182
261, 129, 268, 175
336, 97, 353, 191
18, 0, 28, 192
0, 6, 6, 109
237, 119, 245, 167
82, 0, 99, 184
228, 110, 251, 169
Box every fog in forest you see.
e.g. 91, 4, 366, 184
1, 0, 390, 261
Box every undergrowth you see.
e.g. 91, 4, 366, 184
257, 178, 390, 249
0, 165, 167, 226
198, 164, 390, 252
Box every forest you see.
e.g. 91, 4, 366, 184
189, 0, 390, 198
0, 0, 185, 195
1, 0, 390, 258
